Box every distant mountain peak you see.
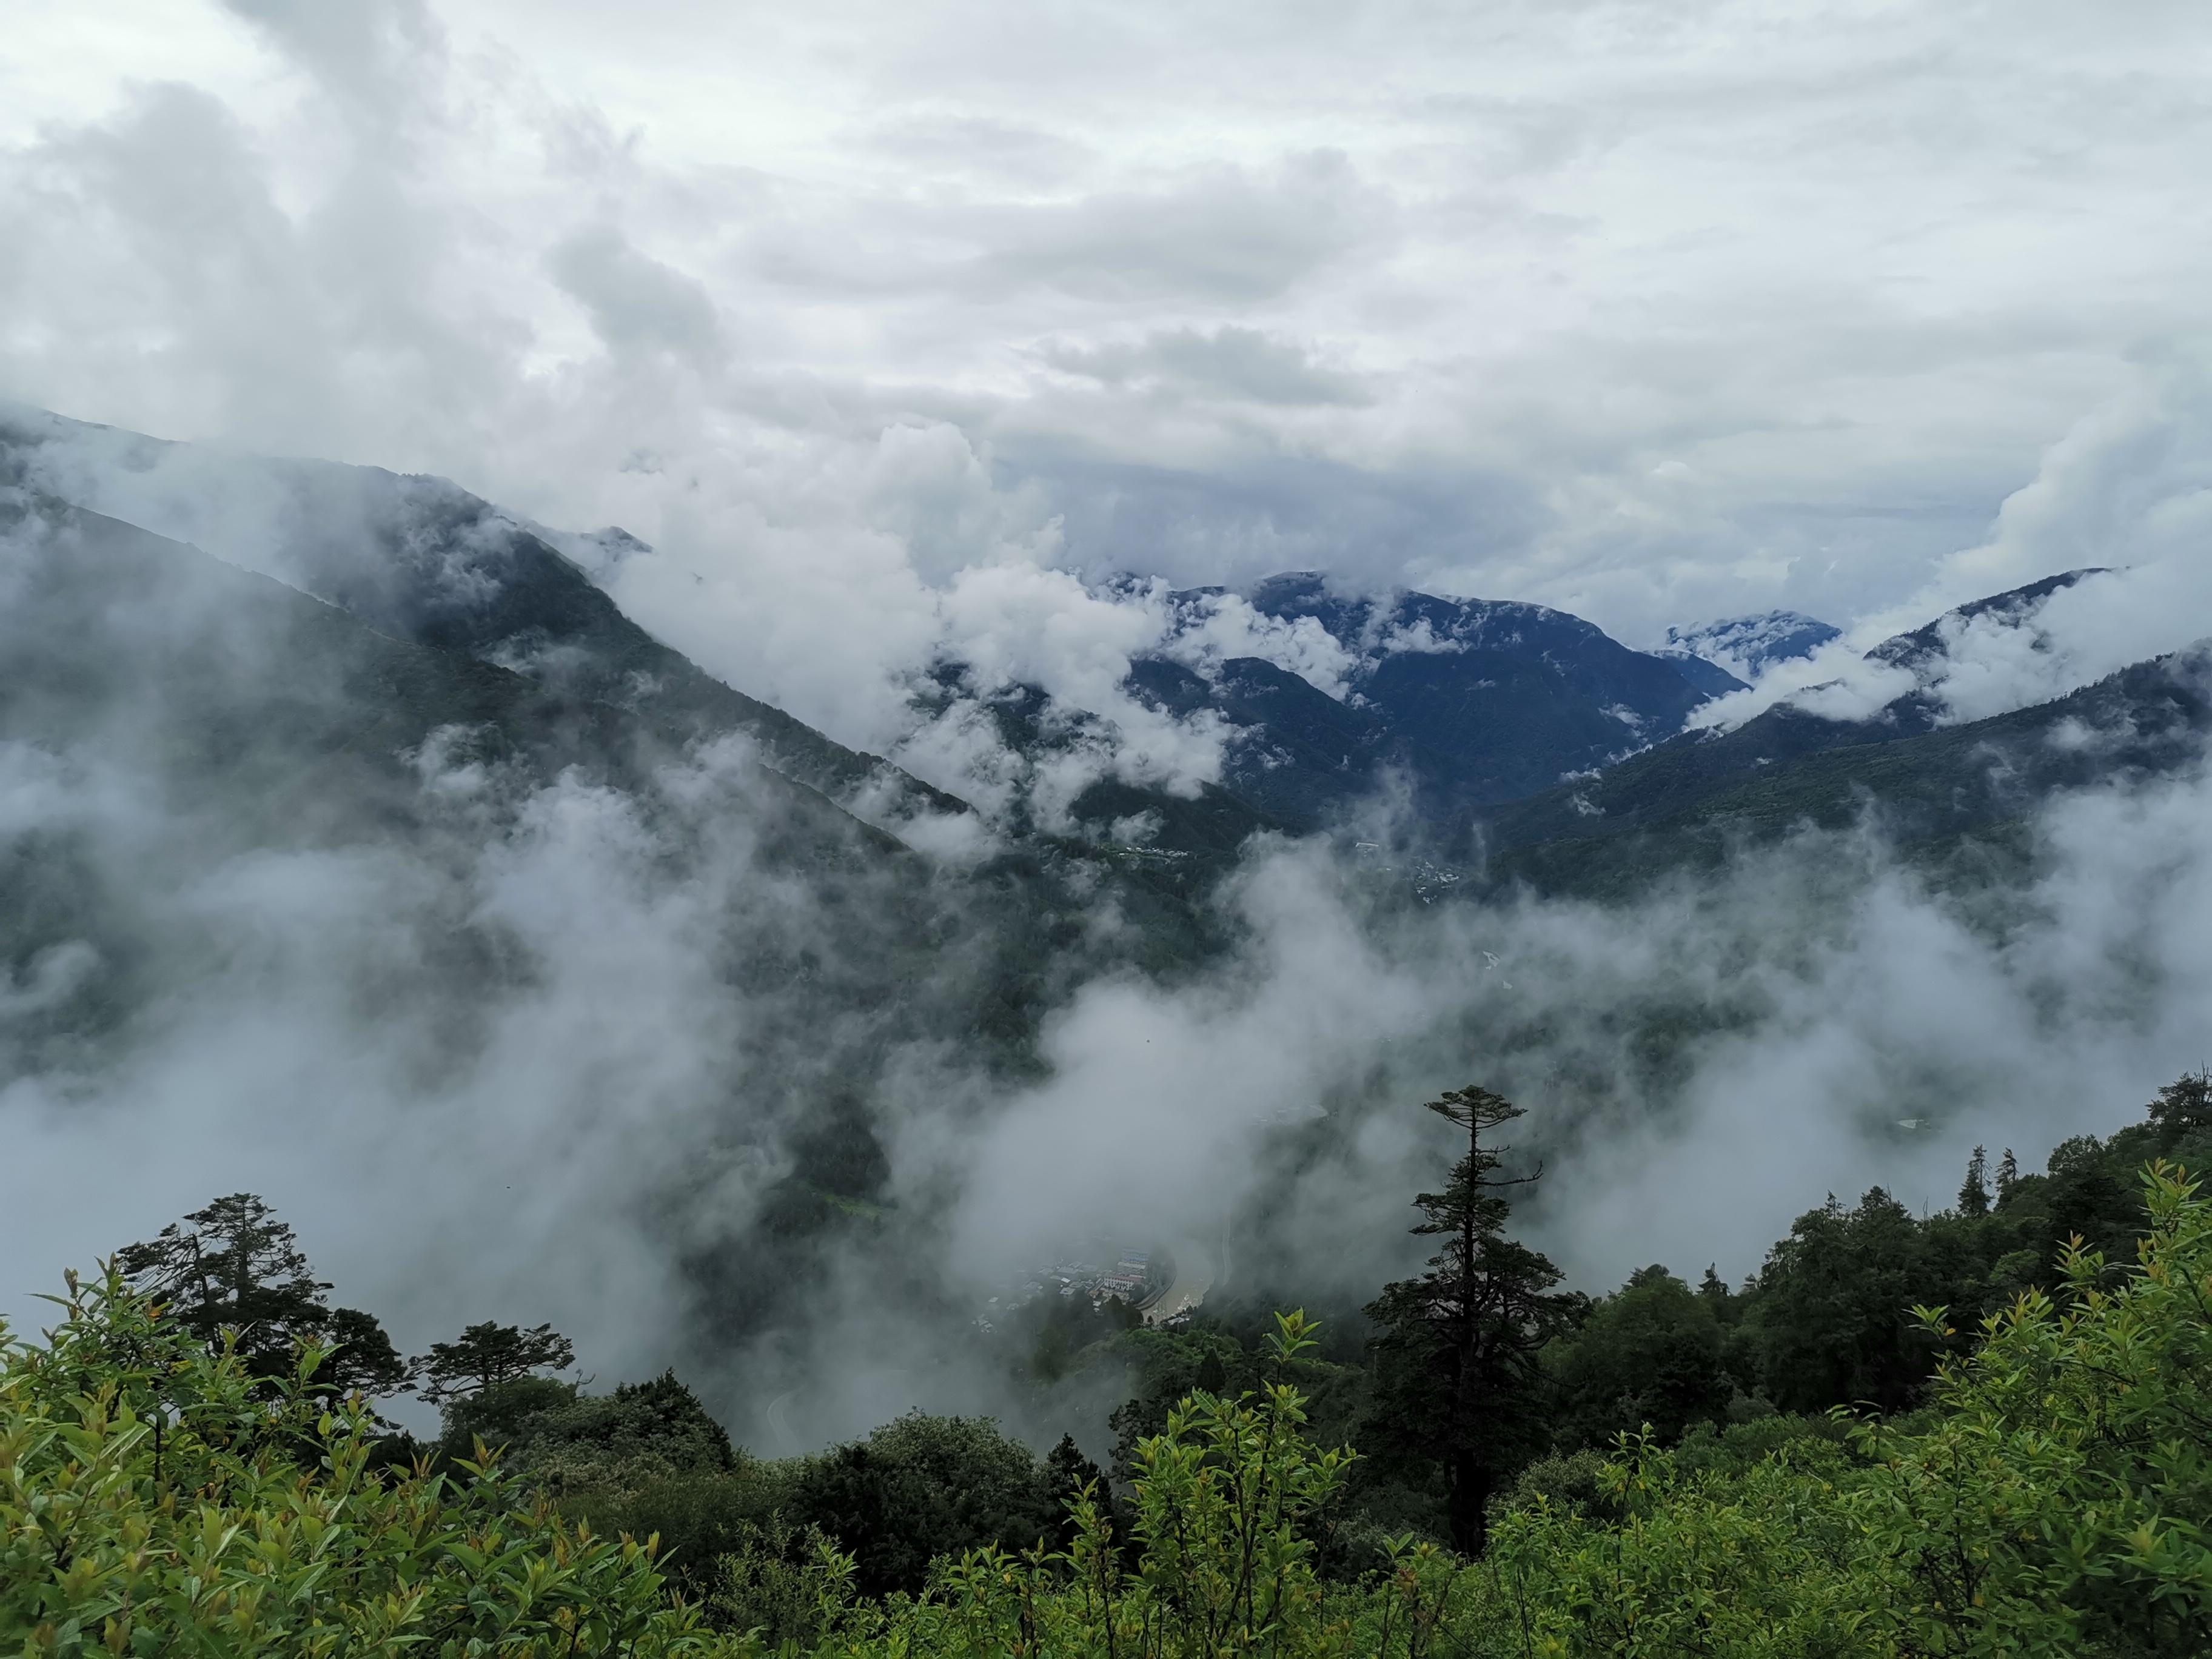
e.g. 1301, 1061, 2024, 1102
1865, 568, 2111, 675
1127, 569, 1718, 822
1666, 611, 1842, 677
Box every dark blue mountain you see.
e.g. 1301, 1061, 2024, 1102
1665, 611, 1842, 677
1116, 572, 1723, 833
1648, 649, 1751, 698
1474, 569, 2185, 896
1477, 640, 2212, 897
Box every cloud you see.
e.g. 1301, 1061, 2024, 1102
976, 152, 1376, 303
860, 115, 1093, 189
1687, 365, 2212, 734
1044, 326, 1368, 407
1153, 588, 1361, 700
549, 226, 725, 365
14, 0, 2212, 711
220, 0, 444, 139
1008, 451, 1550, 594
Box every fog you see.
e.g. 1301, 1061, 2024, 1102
4, 0, 2212, 1455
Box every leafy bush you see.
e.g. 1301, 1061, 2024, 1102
465, 1369, 740, 1494
0, 1270, 716, 1657
782, 1410, 1065, 1596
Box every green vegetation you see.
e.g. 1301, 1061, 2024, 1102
10, 1074, 2212, 1652
1361, 1086, 1577, 1553
0, 1272, 705, 1656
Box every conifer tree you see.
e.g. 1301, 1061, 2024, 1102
117, 1193, 410, 1399
2147, 1070, 2212, 1140
1996, 1148, 2019, 1199
413, 1321, 577, 1405
1362, 1085, 1575, 1555
1959, 1145, 1991, 1217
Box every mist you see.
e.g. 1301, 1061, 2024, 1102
5, 0, 2212, 1461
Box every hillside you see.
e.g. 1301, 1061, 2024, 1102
1478, 640, 2212, 896
0, 404, 967, 833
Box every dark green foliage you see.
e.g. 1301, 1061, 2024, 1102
1041, 1434, 1111, 1552
1676, 1407, 1854, 1470
1732, 1186, 1948, 1415
567, 1470, 793, 1602
1106, 1326, 1258, 1478
447, 1369, 738, 1495
1361, 1086, 1577, 1555
783, 1412, 1063, 1596
415, 1320, 575, 1404
1697, 1263, 1739, 1321
1542, 1265, 1734, 1449
1101, 1318, 1380, 1557
1716, 1093, 2212, 1421
1021, 1292, 1142, 1386
1958, 1145, 1990, 1218
698, 1513, 846, 1644
2148, 1068, 2212, 1134
116, 1192, 409, 1401
437, 1375, 580, 1455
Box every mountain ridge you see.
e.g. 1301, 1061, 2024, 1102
4, 404, 2190, 910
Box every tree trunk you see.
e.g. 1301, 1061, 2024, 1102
1447, 1449, 1493, 1556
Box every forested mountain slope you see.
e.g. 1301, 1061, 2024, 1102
0, 489, 1230, 1337
1479, 639, 2212, 894
1113, 572, 1726, 833
0, 404, 966, 832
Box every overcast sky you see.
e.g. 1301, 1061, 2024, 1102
7, 0, 2211, 743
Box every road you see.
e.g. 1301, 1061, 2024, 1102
1143, 1239, 1215, 1324
763, 1390, 802, 1456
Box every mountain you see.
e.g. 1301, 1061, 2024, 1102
0, 406, 966, 834
1478, 638, 2212, 897
1647, 649, 1751, 699
0, 476, 1270, 1339
1244, 572, 1715, 795
1108, 572, 1727, 834
1464, 568, 2164, 894
1865, 567, 2109, 677
10, 404, 2177, 928
0, 438, 1244, 1088
1665, 611, 1842, 678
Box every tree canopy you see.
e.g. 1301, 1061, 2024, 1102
115, 1191, 409, 1401
415, 1320, 577, 1404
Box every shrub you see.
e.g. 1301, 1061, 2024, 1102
0, 1269, 719, 1657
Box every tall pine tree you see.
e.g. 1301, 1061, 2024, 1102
1361, 1085, 1576, 1555
117, 1193, 410, 1400
1958, 1146, 1991, 1217
413, 1322, 576, 1406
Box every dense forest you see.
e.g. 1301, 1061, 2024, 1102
8, 1074, 2212, 1654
